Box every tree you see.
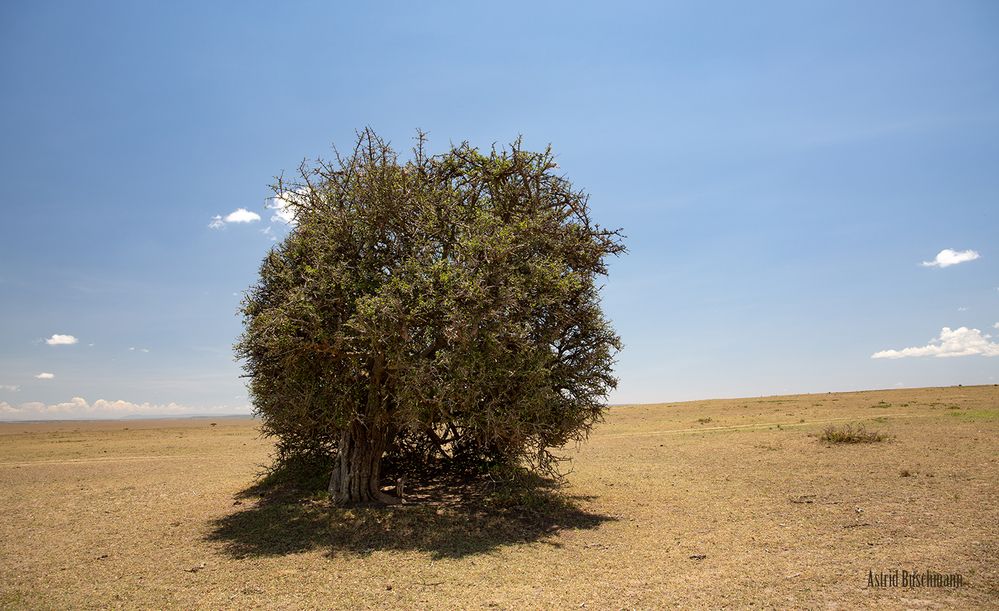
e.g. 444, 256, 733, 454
236, 129, 624, 504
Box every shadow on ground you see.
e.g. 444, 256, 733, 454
206, 469, 613, 560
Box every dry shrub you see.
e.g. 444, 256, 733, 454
820, 423, 890, 444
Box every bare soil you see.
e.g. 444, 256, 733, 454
1, 385, 996, 609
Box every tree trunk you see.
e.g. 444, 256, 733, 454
328, 418, 397, 504
329, 354, 398, 505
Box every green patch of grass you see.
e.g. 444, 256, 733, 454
246, 454, 332, 499
0, 591, 27, 607
820, 423, 890, 444
947, 409, 999, 422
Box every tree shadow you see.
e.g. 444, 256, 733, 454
206, 467, 613, 560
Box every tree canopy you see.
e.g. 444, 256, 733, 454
236, 129, 624, 504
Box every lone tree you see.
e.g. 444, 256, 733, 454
237, 129, 624, 504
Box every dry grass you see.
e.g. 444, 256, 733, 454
1, 385, 997, 609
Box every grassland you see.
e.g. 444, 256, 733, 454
1, 385, 996, 609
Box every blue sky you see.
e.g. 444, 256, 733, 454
1, 1, 997, 419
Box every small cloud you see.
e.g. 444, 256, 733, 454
209, 208, 262, 229
872, 325, 999, 359
267, 190, 304, 225
0, 384, 19, 391
46, 334, 78, 345
129, 347, 150, 353
920, 249, 980, 268
224, 208, 261, 223
35, 372, 55, 379
957, 307, 968, 312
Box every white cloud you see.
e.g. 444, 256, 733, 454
0, 397, 251, 421
46, 334, 78, 345
957, 307, 968, 312
872, 325, 999, 359
128, 347, 150, 353
267, 190, 304, 225
209, 208, 262, 229
35, 372, 55, 379
224, 208, 261, 223
0, 384, 19, 391
920, 249, 980, 268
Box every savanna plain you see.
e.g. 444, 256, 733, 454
1, 385, 996, 609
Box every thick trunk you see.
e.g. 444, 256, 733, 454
328, 419, 397, 505
329, 355, 398, 505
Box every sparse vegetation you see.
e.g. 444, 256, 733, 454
696, 417, 712, 424
1, 385, 995, 608
820, 423, 890, 444
948, 408, 999, 422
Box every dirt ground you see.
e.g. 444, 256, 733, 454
1, 385, 996, 609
